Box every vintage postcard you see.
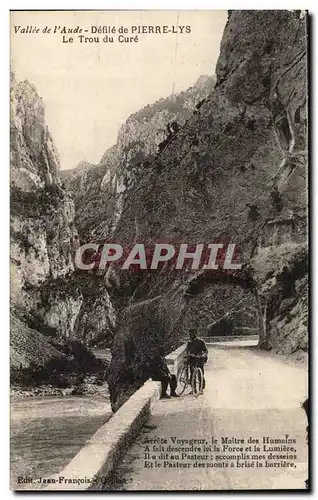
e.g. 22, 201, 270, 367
10, 10, 309, 491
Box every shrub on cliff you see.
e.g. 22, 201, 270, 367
11, 183, 66, 218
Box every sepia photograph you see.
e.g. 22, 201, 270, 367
9, 9, 309, 491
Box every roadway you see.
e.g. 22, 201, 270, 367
106, 343, 308, 491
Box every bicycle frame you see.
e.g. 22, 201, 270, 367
176, 361, 204, 397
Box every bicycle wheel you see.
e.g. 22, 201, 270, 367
191, 367, 203, 397
176, 364, 189, 396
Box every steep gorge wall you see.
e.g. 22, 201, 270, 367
10, 75, 114, 367
10, 71, 215, 369
62, 75, 215, 242
107, 10, 308, 409
10, 74, 80, 344
13, 11, 308, 402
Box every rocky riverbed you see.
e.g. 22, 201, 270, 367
11, 378, 109, 398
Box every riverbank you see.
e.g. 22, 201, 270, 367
11, 378, 109, 398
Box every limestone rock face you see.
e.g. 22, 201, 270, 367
10, 76, 60, 190
61, 149, 119, 242
74, 283, 116, 346
107, 11, 308, 408
10, 73, 81, 332
10, 313, 67, 369
269, 277, 308, 356
19, 12, 307, 404
10, 75, 112, 365
60, 75, 216, 356
62, 75, 216, 242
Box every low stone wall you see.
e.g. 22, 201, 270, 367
45, 380, 161, 491
182, 335, 259, 343
165, 343, 187, 376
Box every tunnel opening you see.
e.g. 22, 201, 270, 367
175, 268, 261, 342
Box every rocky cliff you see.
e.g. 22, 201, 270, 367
11, 11, 308, 406
61, 149, 119, 242
106, 10, 308, 409
62, 75, 215, 242
10, 72, 213, 368
10, 74, 114, 370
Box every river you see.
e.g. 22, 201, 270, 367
10, 393, 112, 490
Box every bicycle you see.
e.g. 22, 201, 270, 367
176, 355, 204, 397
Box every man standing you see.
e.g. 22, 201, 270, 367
186, 329, 208, 392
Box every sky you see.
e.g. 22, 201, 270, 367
11, 10, 227, 170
